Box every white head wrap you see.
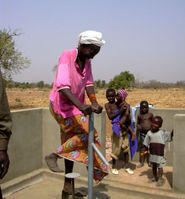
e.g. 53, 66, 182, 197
78, 30, 105, 47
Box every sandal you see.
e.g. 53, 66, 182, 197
111, 168, 119, 175
125, 168, 134, 175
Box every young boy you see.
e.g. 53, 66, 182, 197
137, 101, 153, 168
105, 88, 126, 175
143, 116, 173, 186
116, 89, 136, 174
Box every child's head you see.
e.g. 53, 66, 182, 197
106, 88, 116, 103
151, 116, 163, 132
140, 101, 149, 114
116, 89, 128, 102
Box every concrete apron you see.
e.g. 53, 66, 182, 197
2, 169, 185, 199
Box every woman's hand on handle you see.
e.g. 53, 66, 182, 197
91, 102, 103, 114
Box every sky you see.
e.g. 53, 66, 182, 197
1, 0, 185, 84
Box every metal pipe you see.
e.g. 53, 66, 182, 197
92, 143, 109, 166
88, 113, 94, 199
71, 179, 75, 199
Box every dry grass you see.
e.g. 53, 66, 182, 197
7, 88, 50, 110
91, 88, 185, 108
7, 88, 185, 110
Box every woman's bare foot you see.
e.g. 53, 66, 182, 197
45, 153, 63, 172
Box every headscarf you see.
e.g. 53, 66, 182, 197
78, 30, 105, 47
117, 89, 128, 100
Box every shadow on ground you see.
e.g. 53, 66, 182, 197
165, 172, 173, 188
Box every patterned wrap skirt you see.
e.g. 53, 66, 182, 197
49, 103, 108, 183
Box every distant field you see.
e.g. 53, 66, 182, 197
7, 88, 185, 110
7, 87, 185, 137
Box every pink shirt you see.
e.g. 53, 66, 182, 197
49, 47, 94, 118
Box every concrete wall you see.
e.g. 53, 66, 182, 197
133, 108, 185, 165
2, 109, 43, 183
41, 108, 61, 168
173, 114, 185, 193
94, 111, 106, 155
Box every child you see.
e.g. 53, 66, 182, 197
105, 88, 126, 175
116, 89, 136, 174
143, 116, 173, 186
137, 101, 153, 168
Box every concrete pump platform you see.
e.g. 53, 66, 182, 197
2, 164, 185, 199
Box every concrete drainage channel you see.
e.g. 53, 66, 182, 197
2, 169, 185, 199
